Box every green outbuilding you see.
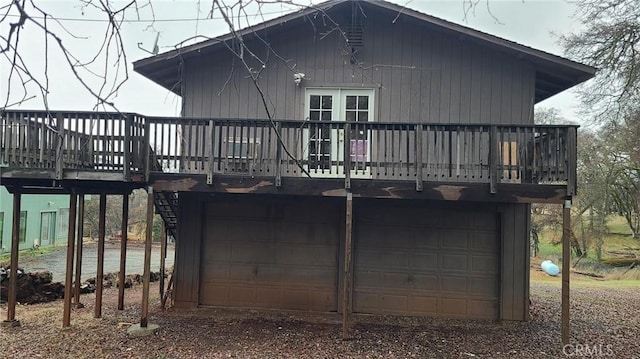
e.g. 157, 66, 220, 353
0, 187, 70, 255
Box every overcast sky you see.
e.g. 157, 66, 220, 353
0, 0, 586, 122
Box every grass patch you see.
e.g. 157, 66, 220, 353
0, 245, 64, 265
606, 216, 633, 236
532, 215, 640, 286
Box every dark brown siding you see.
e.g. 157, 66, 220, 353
198, 195, 342, 311
176, 195, 532, 319
500, 203, 531, 321
352, 200, 500, 319
174, 192, 204, 308
183, 8, 535, 125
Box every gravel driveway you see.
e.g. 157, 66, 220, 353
16, 241, 174, 282
1, 278, 638, 358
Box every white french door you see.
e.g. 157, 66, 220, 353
304, 88, 374, 178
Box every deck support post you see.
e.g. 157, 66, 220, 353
94, 194, 106, 318
141, 186, 154, 328
63, 190, 77, 327
561, 198, 572, 345
159, 221, 167, 309
118, 193, 129, 310
2, 191, 22, 328
341, 192, 354, 340
73, 194, 85, 308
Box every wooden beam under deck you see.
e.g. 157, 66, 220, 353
149, 173, 570, 204
1, 179, 141, 195
0, 168, 144, 182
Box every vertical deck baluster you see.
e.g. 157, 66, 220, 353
438, 126, 444, 179
374, 124, 380, 176
99, 115, 105, 170
567, 127, 577, 196
174, 122, 180, 172
546, 128, 552, 181
405, 125, 411, 177
123, 115, 131, 180
186, 120, 192, 171
275, 122, 282, 187
522, 127, 528, 182
415, 124, 423, 191
1, 113, 8, 165
79, 114, 85, 168
25, 113, 32, 167
110, 116, 116, 170
259, 122, 265, 173
344, 122, 351, 189
224, 122, 230, 172
217, 121, 224, 172
18, 112, 25, 166
392, 125, 397, 177
201, 120, 207, 172
37, 112, 43, 168
489, 125, 498, 194
207, 120, 215, 184
555, 127, 561, 181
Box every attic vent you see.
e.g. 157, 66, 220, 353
347, 1, 364, 48
346, 24, 364, 47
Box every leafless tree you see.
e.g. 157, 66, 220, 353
0, 0, 152, 111
561, 0, 640, 119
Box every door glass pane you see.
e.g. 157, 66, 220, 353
321, 96, 332, 109
19, 211, 27, 243
346, 96, 356, 109
308, 93, 334, 170
41, 213, 50, 243
40, 212, 56, 244
0, 212, 4, 249
346, 111, 356, 122
321, 111, 332, 121
358, 96, 369, 109
347, 94, 371, 171
310, 95, 320, 109
58, 208, 69, 241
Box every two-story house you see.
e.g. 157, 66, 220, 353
132, 0, 594, 321
0, 0, 594, 339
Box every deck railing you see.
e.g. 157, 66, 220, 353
0, 110, 146, 180
0, 110, 577, 193
146, 117, 577, 193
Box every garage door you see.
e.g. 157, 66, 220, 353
354, 204, 499, 319
199, 198, 340, 311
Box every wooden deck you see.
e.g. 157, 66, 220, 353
0, 110, 577, 203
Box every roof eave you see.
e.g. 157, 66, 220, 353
133, 0, 597, 99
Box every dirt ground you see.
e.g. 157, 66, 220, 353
1, 277, 639, 359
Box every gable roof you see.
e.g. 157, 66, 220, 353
133, 0, 596, 103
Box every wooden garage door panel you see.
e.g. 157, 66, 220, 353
199, 200, 339, 312
354, 207, 499, 319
